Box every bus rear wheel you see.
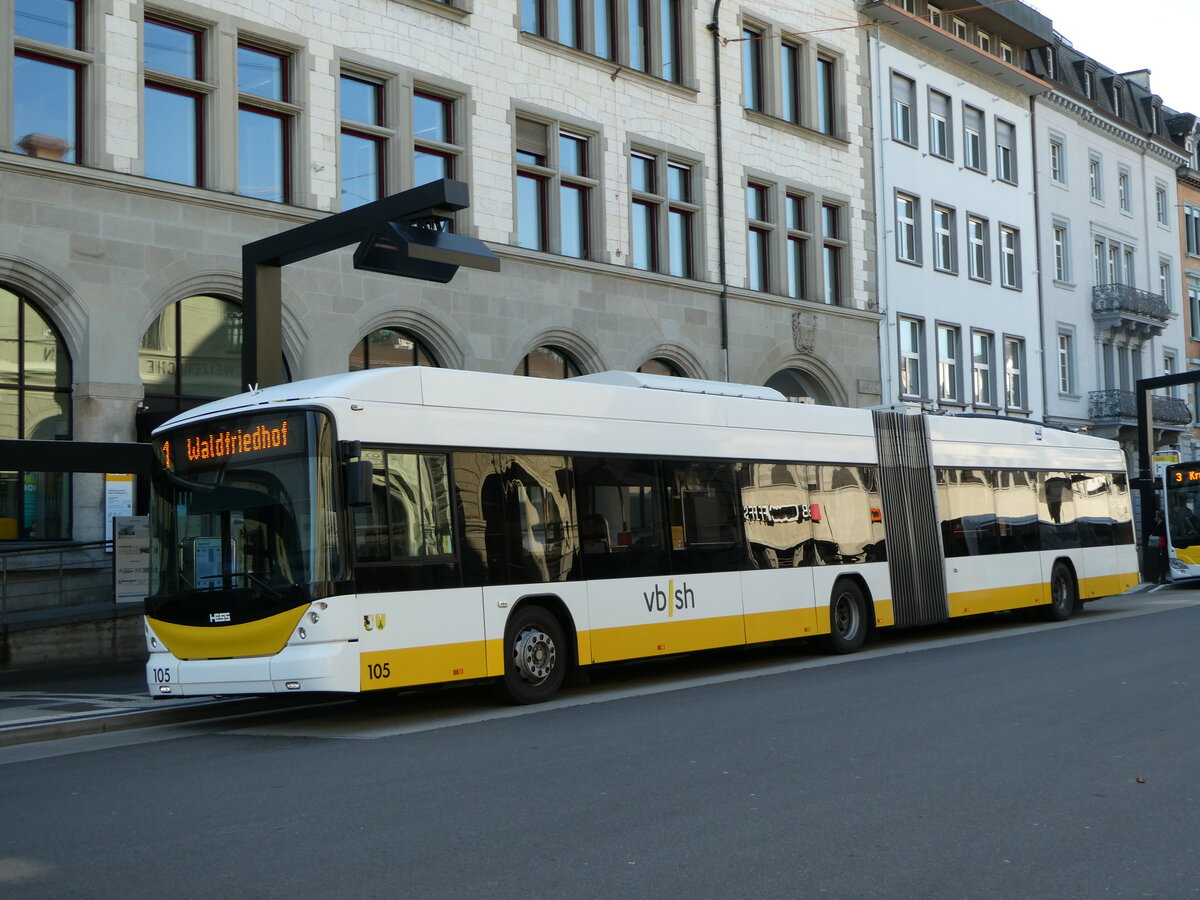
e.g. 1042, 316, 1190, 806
826, 580, 868, 654
500, 606, 568, 704
1043, 563, 1077, 622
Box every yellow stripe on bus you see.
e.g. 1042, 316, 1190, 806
589, 614, 746, 663
148, 605, 308, 659
361, 641, 489, 691
1175, 546, 1200, 565
1080, 571, 1139, 598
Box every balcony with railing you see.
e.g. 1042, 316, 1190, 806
1092, 283, 1171, 337
1088, 390, 1192, 430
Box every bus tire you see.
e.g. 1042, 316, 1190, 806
1043, 563, 1077, 622
826, 580, 868, 654
500, 605, 568, 704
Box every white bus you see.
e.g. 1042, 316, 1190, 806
145, 368, 1138, 703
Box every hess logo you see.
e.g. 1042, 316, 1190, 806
643, 580, 695, 617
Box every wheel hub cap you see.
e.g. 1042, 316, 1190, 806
514, 628, 556, 683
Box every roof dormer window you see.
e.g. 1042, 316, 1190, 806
1112, 83, 1123, 117
1083, 70, 1093, 98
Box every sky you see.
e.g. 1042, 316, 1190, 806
1026, 0, 1199, 113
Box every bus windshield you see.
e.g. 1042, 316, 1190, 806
148, 410, 345, 608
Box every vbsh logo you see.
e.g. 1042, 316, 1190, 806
643, 580, 695, 617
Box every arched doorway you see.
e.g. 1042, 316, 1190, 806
0, 286, 72, 540
766, 368, 834, 405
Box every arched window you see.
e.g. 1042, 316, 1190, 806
766, 368, 833, 405
139, 295, 245, 412
0, 288, 72, 540
638, 358, 684, 377
349, 328, 438, 370
515, 345, 581, 379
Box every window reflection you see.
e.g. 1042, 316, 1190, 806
349, 328, 438, 370
0, 287, 72, 540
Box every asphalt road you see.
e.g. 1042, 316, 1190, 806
2, 592, 1199, 898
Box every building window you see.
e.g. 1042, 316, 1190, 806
928, 90, 951, 160
976, 30, 991, 54
0, 287, 72, 541
1052, 223, 1069, 282
1186, 205, 1200, 256
1118, 168, 1131, 213
741, 25, 764, 112
1159, 261, 1172, 308
1045, 46, 1055, 80
967, 215, 989, 281
972, 331, 994, 407
1164, 352, 1179, 399
780, 41, 801, 124
932, 204, 955, 273
413, 92, 459, 190
638, 358, 684, 377
1004, 337, 1027, 410
999, 226, 1020, 289
895, 192, 919, 263
1049, 139, 1065, 184
523, 0, 682, 83
1093, 236, 1136, 286
952, 17, 968, 40
349, 328, 438, 370
631, 149, 698, 278
927, 4, 943, 27
1112, 83, 1123, 117
1083, 69, 1093, 98
1089, 154, 1102, 202
1057, 331, 1075, 395
1156, 186, 1169, 226
899, 317, 924, 399
937, 324, 961, 403
786, 193, 810, 300
1000, 42, 1014, 64
898, 0, 916, 12
1189, 280, 1200, 340
891, 72, 916, 146
815, 54, 837, 136
963, 105, 984, 172
339, 74, 385, 209
515, 117, 596, 258
140, 295, 246, 410
746, 182, 772, 292
515, 345, 582, 378
143, 18, 206, 187
12, 0, 86, 165
236, 43, 294, 204
995, 118, 1016, 184
822, 202, 846, 305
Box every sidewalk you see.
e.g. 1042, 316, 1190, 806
0, 660, 229, 748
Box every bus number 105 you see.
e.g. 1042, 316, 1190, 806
366, 662, 391, 680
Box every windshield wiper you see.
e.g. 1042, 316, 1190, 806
227, 571, 285, 602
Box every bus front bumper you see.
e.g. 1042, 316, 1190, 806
146, 640, 361, 697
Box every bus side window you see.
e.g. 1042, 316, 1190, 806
574, 456, 668, 579
742, 462, 812, 569
353, 449, 390, 562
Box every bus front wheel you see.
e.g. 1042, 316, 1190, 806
1043, 563, 1077, 622
500, 606, 568, 704
826, 580, 868, 654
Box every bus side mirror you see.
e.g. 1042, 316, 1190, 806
344, 460, 374, 507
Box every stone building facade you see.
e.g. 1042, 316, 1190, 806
0, 0, 882, 545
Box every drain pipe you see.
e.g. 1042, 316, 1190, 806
708, 2, 730, 381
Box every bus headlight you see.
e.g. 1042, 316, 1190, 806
1170, 559, 1187, 572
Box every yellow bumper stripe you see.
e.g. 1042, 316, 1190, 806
148, 604, 308, 659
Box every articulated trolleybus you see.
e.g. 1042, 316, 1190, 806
145, 368, 1138, 703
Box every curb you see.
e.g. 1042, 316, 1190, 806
0, 696, 306, 749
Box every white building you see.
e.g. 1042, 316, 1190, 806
860, 0, 1051, 419
1028, 38, 1192, 458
